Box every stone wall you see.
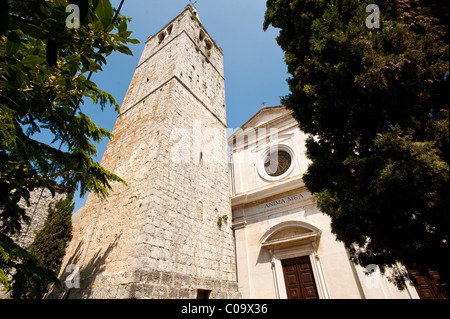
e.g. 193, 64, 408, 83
7, 187, 67, 250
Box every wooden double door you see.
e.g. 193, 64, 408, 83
407, 268, 448, 299
281, 256, 319, 299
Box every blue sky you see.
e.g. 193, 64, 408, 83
73, 0, 290, 211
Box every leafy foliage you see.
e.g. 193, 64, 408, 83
0, 0, 138, 297
264, 0, 449, 292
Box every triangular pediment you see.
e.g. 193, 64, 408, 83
240, 105, 292, 130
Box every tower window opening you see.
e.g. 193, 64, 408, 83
167, 24, 173, 35
204, 39, 212, 51
158, 32, 166, 43
199, 30, 205, 41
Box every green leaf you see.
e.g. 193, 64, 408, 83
66, 60, 79, 77
0, 245, 9, 263
127, 38, 140, 45
93, 20, 103, 33
14, 19, 47, 39
0, 269, 10, 292
22, 55, 46, 66
42, 18, 59, 30
98, 44, 114, 56
118, 30, 132, 39
6, 30, 21, 55
95, 0, 113, 29
116, 44, 132, 56
118, 20, 127, 34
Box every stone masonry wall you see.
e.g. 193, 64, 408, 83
122, 7, 226, 124
5, 187, 66, 250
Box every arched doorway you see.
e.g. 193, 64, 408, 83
260, 221, 329, 299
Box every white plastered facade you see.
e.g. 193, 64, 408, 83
228, 106, 418, 299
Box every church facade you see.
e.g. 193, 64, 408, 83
57, 5, 426, 299
228, 106, 419, 299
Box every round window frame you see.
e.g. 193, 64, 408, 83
258, 144, 296, 182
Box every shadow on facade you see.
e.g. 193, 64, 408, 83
47, 235, 121, 299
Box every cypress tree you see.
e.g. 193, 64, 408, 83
264, 0, 448, 293
29, 192, 74, 273
12, 192, 75, 298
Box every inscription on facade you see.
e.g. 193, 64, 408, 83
264, 193, 305, 209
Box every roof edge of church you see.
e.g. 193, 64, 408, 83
230, 104, 287, 135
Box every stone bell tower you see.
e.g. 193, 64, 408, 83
52, 5, 239, 299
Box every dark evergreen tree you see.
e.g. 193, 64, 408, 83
264, 0, 449, 293
1, 192, 74, 299
29, 192, 74, 273
20, 192, 74, 299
